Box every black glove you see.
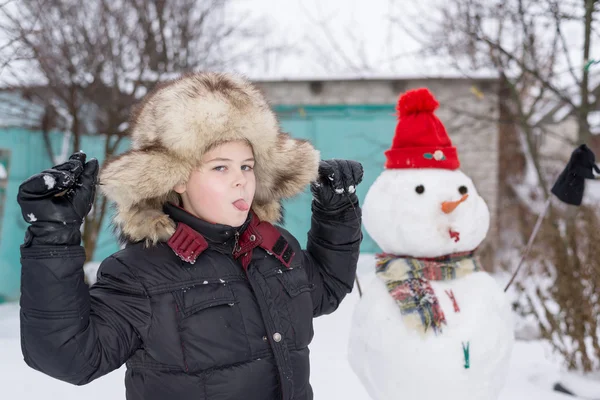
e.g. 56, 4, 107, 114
311, 159, 364, 211
17, 151, 99, 246
551, 144, 600, 206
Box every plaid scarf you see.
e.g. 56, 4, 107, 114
375, 251, 481, 335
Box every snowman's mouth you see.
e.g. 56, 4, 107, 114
449, 229, 461, 243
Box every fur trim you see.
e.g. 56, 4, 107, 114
100, 72, 319, 244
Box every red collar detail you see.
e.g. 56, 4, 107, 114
233, 218, 295, 270
167, 223, 208, 264
167, 215, 295, 270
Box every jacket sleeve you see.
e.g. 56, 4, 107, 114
302, 200, 362, 317
19, 245, 151, 385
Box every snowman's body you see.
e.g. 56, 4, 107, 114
350, 271, 513, 400
348, 167, 514, 400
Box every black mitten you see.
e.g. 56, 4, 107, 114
551, 144, 600, 206
17, 152, 99, 246
310, 159, 364, 211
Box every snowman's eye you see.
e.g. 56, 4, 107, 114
459, 186, 468, 195
415, 185, 425, 194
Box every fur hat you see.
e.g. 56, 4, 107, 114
100, 72, 320, 244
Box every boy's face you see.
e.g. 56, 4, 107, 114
174, 140, 256, 227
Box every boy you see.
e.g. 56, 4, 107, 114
17, 72, 363, 400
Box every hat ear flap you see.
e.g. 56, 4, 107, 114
253, 133, 320, 204
100, 148, 192, 210
113, 198, 178, 246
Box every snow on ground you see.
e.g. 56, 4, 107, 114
1, 254, 599, 399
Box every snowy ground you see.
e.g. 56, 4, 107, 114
2, 254, 599, 399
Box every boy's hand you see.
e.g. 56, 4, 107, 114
17, 151, 99, 246
311, 159, 363, 210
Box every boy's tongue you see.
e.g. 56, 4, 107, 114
233, 199, 249, 211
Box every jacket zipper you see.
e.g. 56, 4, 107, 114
232, 230, 240, 255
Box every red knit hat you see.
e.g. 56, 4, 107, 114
385, 88, 460, 170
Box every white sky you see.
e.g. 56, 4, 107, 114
0, 0, 499, 85
230, 0, 472, 80
2, 0, 596, 87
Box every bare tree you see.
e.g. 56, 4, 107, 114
0, 0, 278, 261
393, 0, 600, 371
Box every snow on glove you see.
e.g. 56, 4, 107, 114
17, 151, 99, 246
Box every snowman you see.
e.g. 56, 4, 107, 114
348, 88, 514, 400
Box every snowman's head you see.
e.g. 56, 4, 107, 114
363, 168, 489, 257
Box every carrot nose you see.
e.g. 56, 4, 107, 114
441, 194, 469, 214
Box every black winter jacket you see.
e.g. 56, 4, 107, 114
19, 201, 362, 400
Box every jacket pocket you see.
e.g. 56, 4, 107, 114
173, 283, 237, 318
276, 267, 314, 297
271, 267, 315, 348
172, 282, 250, 371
